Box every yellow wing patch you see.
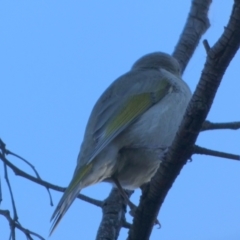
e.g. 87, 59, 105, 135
106, 93, 152, 137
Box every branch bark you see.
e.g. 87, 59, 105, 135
96, 189, 132, 240
128, 1, 240, 239
201, 120, 240, 131
194, 145, 240, 161
172, 0, 211, 73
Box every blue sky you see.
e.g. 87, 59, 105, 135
1, 1, 240, 240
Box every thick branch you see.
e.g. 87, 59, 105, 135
172, 0, 211, 73
96, 189, 132, 240
128, 1, 240, 239
201, 120, 240, 131
194, 145, 240, 161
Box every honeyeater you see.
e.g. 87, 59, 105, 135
50, 52, 192, 234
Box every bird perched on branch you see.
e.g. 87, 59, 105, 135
50, 52, 191, 234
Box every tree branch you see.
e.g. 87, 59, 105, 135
3, 163, 18, 240
172, 0, 211, 74
0, 209, 45, 240
128, 1, 240, 239
203, 39, 211, 53
0, 177, 2, 204
201, 120, 240, 131
5, 146, 53, 206
194, 145, 240, 161
0, 149, 102, 208
0, 140, 103, 239
96, 188, 132, 240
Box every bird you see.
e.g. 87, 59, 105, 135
50, 52, 192, 234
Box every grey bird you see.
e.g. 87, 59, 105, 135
50, 52, 192, 234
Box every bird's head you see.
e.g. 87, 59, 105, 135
131, 52, 181, 77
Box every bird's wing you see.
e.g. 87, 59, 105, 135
86, 68, 174, 164
49, 68, 176, 235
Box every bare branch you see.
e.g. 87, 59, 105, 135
203, 39, 211, 53
3, 162, 19, 226
0, 177, 2, 204
194, 145, 240, 161
0, 140, 103, 238
201, 120, 240, 131
96, 188, 132, 240
0, 209, 45, 240
5, 146, 53, 206
77, 193, 102, 207
172, 0, 211, 73
128, 1, 240, 239
0, 150, 102, 208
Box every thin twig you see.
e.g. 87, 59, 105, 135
3, 164, 16, 240
0, 209, 45, 240
0, 141, 102, 239
3, 163, 18, 222
203, 39, 211, 53
0, 177, 2, 204
0, 152, 102, 207
201, 120, 240, 131
77, 193, 102, 207
194, 145, 240, 161
0, 139, 53, 206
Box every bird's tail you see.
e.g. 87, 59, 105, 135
49, 162, 93, 235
